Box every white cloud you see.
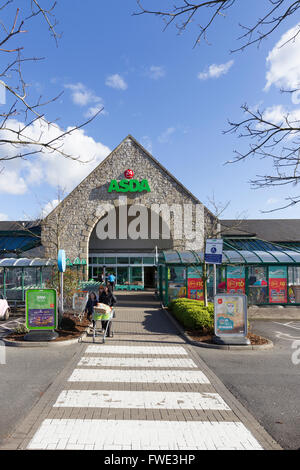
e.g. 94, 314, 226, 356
0, 118, 111, 195
0, 213, 9, 221
198, 60, 234, 80
84, 104, 106, 119
158, 127, 176, 144
260, 104, 300, 127
105, 74, 128, 90
65, 82, 103, 107
147, 66, 166, 80
41, 199, 59, 217
265, 23, 300, 102
0, 169, 27, 194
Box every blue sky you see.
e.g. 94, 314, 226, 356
1, 0, 300, 220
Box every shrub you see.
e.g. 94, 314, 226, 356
13, 323, 29, 335
169, 298, 214, 333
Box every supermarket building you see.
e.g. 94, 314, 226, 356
1, 135, 300, 305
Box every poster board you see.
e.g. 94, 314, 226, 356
25, 289, 57, 331
214, 293, 247, 337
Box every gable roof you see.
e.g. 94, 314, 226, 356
221, 219, 300, 242
45, 134, 211, 220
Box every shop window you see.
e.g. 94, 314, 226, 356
130, 257, 142, 265
105, 257, 116, 265
130, 266, 143, 285
288, 267, 300, 303
248, 266, 268, 304
268, 266, 287, 303
168, 266, 186, 302
143, 257, 155, 265
117, 257, 129, 264
227, 266, 245, 294
117, 267, 129, 285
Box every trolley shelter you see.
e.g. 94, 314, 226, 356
157, 240, 300, 306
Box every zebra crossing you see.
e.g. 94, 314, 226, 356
26, 343, 264, 450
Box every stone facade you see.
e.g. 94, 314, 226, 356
41, 136, 216, 276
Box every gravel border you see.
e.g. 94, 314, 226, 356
161, 306, 274, 351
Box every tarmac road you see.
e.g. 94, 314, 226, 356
0, 318, 78, 445
195, 320, 300, 450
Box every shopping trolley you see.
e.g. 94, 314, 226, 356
92, 305, 115, 343
72, 291, 89, 322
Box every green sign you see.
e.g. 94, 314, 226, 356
108, 179, 151, 193
25, 289, 57, 331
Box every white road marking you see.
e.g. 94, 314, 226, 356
85, 345, 188, 355
54, 390, 231, 410
78, 356, 197, 368
272, 321, 300, 332
27, 419, 262, 450
68, 368, 210, 384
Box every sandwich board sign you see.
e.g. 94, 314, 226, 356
205, 239, 223, 264
25, 289, 57, 330
214, 293, 249, 345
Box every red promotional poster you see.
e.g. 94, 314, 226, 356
269, 278, 287, 303
269, 267, 287, 303
188, 278, 204, 300
187, 268, 204, 301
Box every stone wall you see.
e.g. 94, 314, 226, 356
41, 136, 215, 274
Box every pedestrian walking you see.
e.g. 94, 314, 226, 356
85, 291, 98, 323
98, 285, 116, 336
107, 272, 116, 291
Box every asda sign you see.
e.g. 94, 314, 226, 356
108, 179, 151, 193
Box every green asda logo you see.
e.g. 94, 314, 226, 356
108, 179, 151, 193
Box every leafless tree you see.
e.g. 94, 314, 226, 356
0, 1, 102, 168
135, 1, 300, 209
135, 0, 300, 50
225, 104, 300, 210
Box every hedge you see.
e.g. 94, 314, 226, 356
168, 298, 214, 333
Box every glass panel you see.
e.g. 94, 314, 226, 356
194, 251, 204, 263
223, 250, 246, 264
130, 257, 142, 265
23, 268, 36, 288
217, 266, 226, 293
168, 266, 186, 302
227, 266, 245, 294
117, 257, 129, 264
104, 257, 116, 265
288, 267, 300, 303
0, 268, 3, 296
163, 251, 181, 264
187, 266, 203, 301
254, 251, 279, 263
269, 266, 287, 303
117, 267, 129, 285
143, 257, 155, 265
180, 252, 198, 264
248, 267, 268, 304
130, 266, 143, 285
285, 251, 300, 263
96, 257, 104, 264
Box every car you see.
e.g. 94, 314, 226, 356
0, 295, 10, 321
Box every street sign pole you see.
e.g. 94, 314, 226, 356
58, 249, 66, 328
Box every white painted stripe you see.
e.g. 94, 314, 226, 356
85, 345, 188, 355
54, 390, 231, 410
78, 357, 197, 368
27, 419, 263, 450
68, 368, 210, 383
